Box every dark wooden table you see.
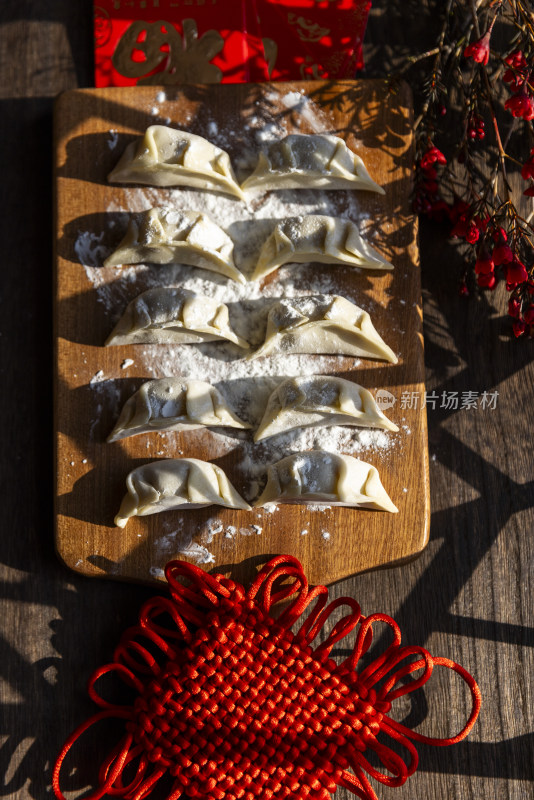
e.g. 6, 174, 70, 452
1, 2, 532, 799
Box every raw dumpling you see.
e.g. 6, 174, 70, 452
254, 451, 398, 512
249, 295, 397, 363
105, 288, 249, 349
241, 134, 384, 194
104, 208, 246, 284
254, 376, 398, 442
108, 125, 245, 199
115, 458, 251, 527
108, 378, 251, 442
251, 215, 392, 281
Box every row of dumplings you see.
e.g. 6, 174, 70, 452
106, 291, 398, 364
104, 208, 392, 284
108, 126, 386, 200
108, 375, 399, 443
114, 451, 399, 529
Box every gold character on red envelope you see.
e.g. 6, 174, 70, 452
112, 18, 224, 84
287, 13, 330, 44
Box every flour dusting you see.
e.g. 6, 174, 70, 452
107, 130, 119, 149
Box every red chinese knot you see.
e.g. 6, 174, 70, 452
53, 556, 481, 800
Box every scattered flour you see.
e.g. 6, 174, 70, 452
154, 523, 215, 565
278, 90, 331, 132
107, 129, 119, 149
75, 231, 109, 268
149, 566, 165, 579
262, 503, 279, 513
90, 370, 104, 384
175, 540, 215, 564
205, 519, 224, 544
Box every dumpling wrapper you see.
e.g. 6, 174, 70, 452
108, 378, 251, 442
108, 125, 245, 200
104, 208, 246, 284
254, 375, 398, 442
254, 451, 398, 512
241, 134, 384, 194
249, 295, 397, 363
115, 458, 251, 528
251, 215, 392, 281
105, 288, 249, 349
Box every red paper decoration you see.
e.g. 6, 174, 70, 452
53, 555, 480, 800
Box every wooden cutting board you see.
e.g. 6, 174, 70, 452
54, 80, 429, 587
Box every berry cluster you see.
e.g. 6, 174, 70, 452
503, 51, 534, 121
388, 0, 534, 338
508, 293, 534, 338
473, 228, 529, 294
467, 113, 485, 141
408, 11, 534, 338
414, 135, 533, 337
413, 145, 449, 220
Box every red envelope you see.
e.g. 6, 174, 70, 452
93, 0, 371, 87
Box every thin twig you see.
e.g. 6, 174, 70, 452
469, 0, 512, 200
414, 0, 455, 129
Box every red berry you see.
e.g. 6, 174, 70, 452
492, 244, 513, 266
459, 281, 470, 296
420, 146, 447, 169
505, 259, 529, 290
464, 32, 491, 66
505, 92, 534, 121
492, 227, 508, 244
477, 272, 497, 289
475, 255, 495, 275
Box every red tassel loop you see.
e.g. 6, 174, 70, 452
53, 555, 481, 800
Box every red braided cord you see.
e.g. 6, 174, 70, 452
53, 555, 480, 800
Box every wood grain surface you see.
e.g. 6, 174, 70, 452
54, 81, 428, 586
1, 2, 533, 800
